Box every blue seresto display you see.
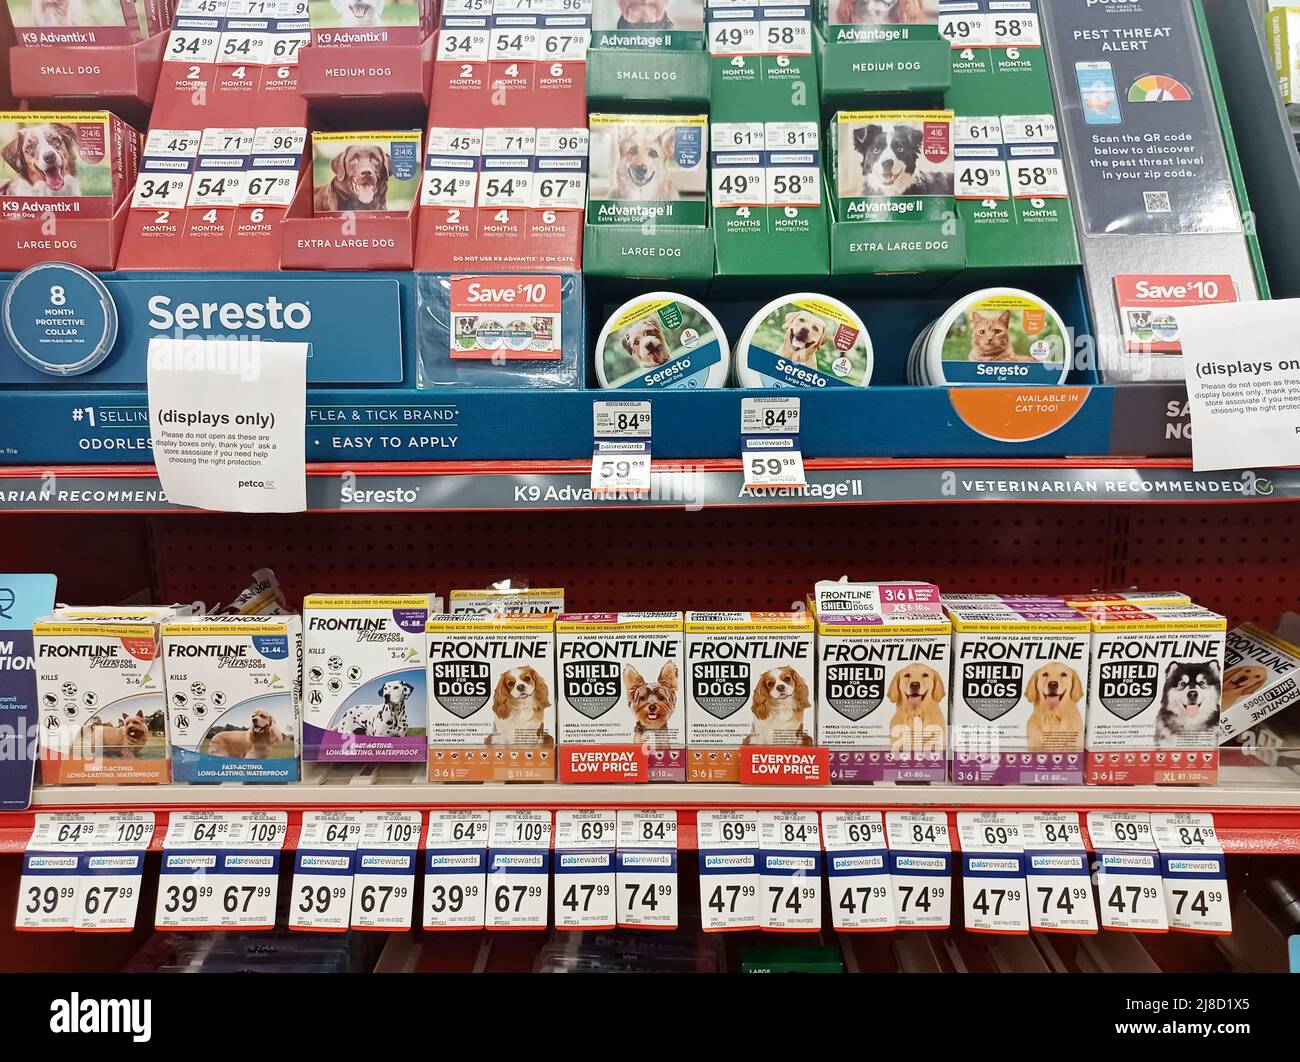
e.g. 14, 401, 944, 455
0, 574, 57, 811
0, 272, 409, 386
734, 295, 874, 390
2, 263, 117, 377
594, 293, 731, 389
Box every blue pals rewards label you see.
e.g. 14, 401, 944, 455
0, 575, 56, 810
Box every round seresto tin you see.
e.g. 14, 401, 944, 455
908, 288, 1070, 387
594, 292, 730, 390
734, 293, 873, 390
2, 261, 118, 377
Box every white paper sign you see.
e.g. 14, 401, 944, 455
423, 811, 489, 931
147, 337, 307, 512
554, 810, 616, 930
1178, 300, 1300, 472
823, 811, 894, 932
697, 811, 760, 932
616, 810, 678, 930
290, 811, 361, 932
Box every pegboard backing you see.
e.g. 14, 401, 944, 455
4, 504, 1293, 626
148, 505, 1122, 612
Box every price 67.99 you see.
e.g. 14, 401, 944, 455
494, 883, 543, 912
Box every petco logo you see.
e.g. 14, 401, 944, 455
50, 994, 151, 1043
147, 295, 311, 332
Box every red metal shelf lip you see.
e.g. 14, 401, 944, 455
0, 457, 1219, 479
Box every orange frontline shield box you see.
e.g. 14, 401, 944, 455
425, 613, 556, 782
34, 607, 177, 785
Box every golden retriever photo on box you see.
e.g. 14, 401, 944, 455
1024, 663, 1084, 752
888, 663, 946, 754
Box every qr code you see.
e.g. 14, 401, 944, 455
1144, 190, 1171, 214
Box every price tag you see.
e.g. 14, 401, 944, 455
1088, 812, 1168, 934
955, 157, 1009, 200
712, 164, 766, 209
218, 18, 270, 66
244, 126, 305, 208
17, 814, 98, 931
713, 122, 764, 151
166, 22, 223, 63
74, 813, 155, 933
554, 811, 616, 930
760, 14, 809, 55
1021, 812, 1097, 934
616, 810, 678, 929
438, 16, 491, 60
697, 811, 760, 932
886, 811, 952, 930
988, 10, 1039, 47
1008, 156, 1068, 199
766, 164, 819, 209
1001, 113, 1059, 145
350, 811, 420, 931
489, 19, 541, 59
423, 811, 489, 930
289, 811, 361, 932
133, 130, 200, 210
592, 400, 652, 495
422, 127, 482, 209
741, 397, 805, 489
156, 811, 285, 931
957, 812, 1028, 934
759, 811, 822, 932
534, 128, 587, 210
823, 811, 894, 932
709, 16, 760, 56
741, 395, 800, 435
939, 9, 987, 47
478, 160, 534, 210
538, 22, 589, 59
1151, 813, 1231, 935
486, 810, 551, 930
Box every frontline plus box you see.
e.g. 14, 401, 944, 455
684, 612, 815, 783
34, 607, 177, 785
162, 614, 302, 784
425, 613, 556, 783
813, 583, 950, 783
1086, 605, 1226, 785
302, 594, 439, 764
945, 601, 1091, 785
556, 612, 683, 783
1218, 624, 1300, 745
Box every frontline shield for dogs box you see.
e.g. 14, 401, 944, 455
813, 583, 951, 783
161, 615, 302, 784
1218, 624, 1300, 744
1086, 605, 1226, 785
945, 601, 1091, 785
425, 613, 556, 782
448, 588, 565, 617
0, 110, 139, 221
556, 612, 684, 782
34, 607, 178, 785
684, 612, 815, 783
302, 594, 440, 764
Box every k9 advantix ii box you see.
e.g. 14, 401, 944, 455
425, 613, 556, 783
813, 583, 951, 784
1218, 623, 1300, 745
0, 111, 139, 220
302, 594, 440, 764
684, 612, 815, 783
161, 614, 302, 784
1086, 604, 1226, 785
34, 607, 179, 785
945, 600, 1091, 785
556, 612, 684, 783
